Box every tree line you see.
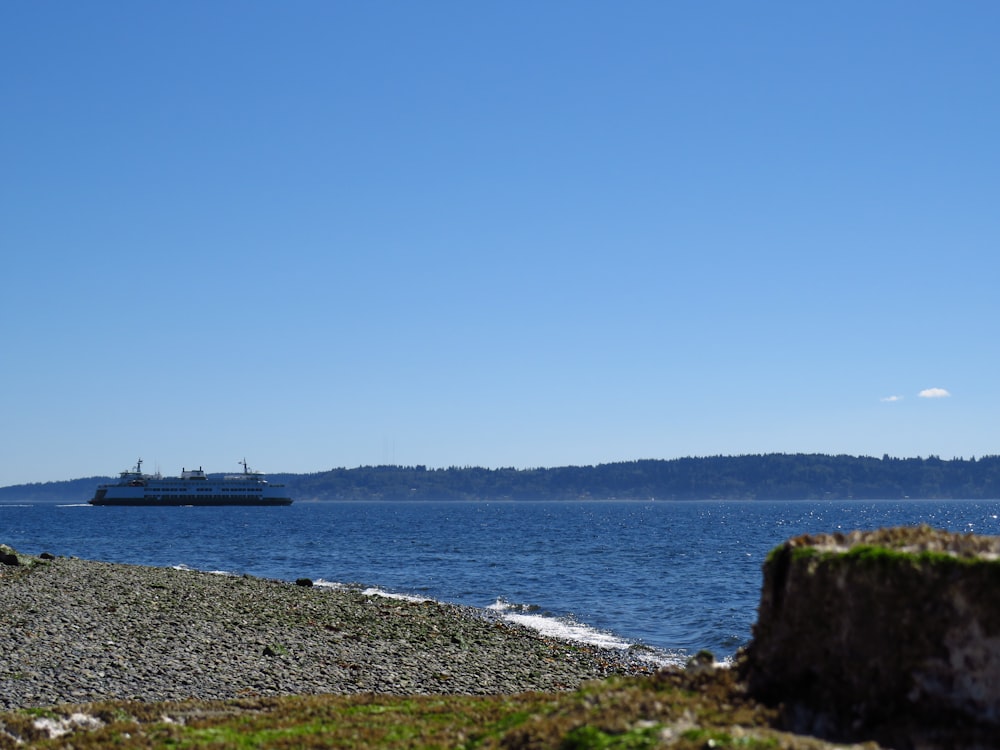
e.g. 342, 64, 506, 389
6, 454, 1000, 503
274, 453, 1000, 502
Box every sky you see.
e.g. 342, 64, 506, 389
2, 2, 999, 486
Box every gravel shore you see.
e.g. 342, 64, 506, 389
0, 549, 653, 710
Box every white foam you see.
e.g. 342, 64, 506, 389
312, 579, 433, 602
56, 503, 92, 507
487, 599, 537, 613
362, 586, 432, 603
309, 583, 685, 666
488, 598, 630, 651
162, 563, 238, 577
504, 611, 633, 650
487, 598, 686, 667
313, 579, 349, 590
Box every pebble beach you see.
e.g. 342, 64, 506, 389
0, 548, 653, 710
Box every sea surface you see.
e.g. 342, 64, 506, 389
3, 499, 999, 665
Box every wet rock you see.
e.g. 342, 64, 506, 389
0, 545, 19, 566
741, 525, 1000, 748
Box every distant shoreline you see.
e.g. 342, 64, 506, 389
5, 453, 1000, 504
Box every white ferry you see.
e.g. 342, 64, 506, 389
89, 459, 293, 506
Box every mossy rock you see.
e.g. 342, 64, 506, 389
0, 544, 22, 566
741, 526, 1000, 747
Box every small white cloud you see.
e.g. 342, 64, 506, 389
918, 388, 951, 399
880, 395, 903, 402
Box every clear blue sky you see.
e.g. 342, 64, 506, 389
3, 2, 998, 486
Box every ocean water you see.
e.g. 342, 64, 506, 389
3, 499, 999, 665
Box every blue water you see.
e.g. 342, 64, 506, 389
3, 499, 999, 663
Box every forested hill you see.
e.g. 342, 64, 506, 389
281, 454, 1000, 501
6, 454, 1000, 503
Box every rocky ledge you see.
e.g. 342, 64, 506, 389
740, 525, 1000, 749
0, 545, 651, 710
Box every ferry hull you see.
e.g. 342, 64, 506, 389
90, 496, 292, 507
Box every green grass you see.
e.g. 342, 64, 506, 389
0, 668, 858, 750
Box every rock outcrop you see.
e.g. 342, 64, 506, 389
0, 545, 20, 566
740, 525, 1000, 748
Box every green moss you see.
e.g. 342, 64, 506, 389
772, 541, 1000, 571
841, 544, 1000, 569
788, 546, 820, 562
842, 544, 916, 566
21, 707, 60, 719
560, 723, 663, 749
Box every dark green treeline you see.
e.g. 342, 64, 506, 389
277, 454, 1000, 502
6, 454, 1000, 503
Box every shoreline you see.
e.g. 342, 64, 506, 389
0, 550, 655, 710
